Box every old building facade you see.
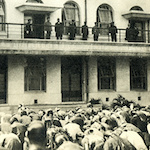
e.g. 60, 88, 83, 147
1, 0, 150, 112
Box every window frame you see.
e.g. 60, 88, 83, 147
130, 58, 147, 91
98, 57, 116, 91
0, 0, 5, 31
62, 2, 80, 35
97, 4, 113, 35
24, 56, 46, 92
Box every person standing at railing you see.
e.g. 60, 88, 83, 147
125, 23, 139, 42
55, 18, 64, 40
81, 22, 89, 40
108, 22, 118, 42
25, 19, 32, 38
44, 17, 52, 39
92, 22, 99, 41
68, 20, 77, 40
125, 23, 130, 41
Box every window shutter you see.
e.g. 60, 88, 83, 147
98, 8, 112, 23
0, 5, 4, 16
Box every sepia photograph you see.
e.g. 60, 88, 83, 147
0, 0, 150, 149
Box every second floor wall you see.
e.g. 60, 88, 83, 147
1, 0, 150, 43
1, 0, 150, 28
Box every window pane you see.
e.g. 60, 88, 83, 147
0, 5, 4, 16
97, 5, 113, 35
25, 57, 46, 91
98, 57, 115, 90
63, 2, 80, 35
132, 77, 146, 89
29, 77, 41, 90
101, 77, 110, 89
98, 9, 112, 23
130, 59, 147, 90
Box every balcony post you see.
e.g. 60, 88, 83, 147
7, 23, 9, 38
148, 20, 150, 43
21, 24, 23, 39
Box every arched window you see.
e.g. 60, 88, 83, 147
62, 2, 80, 34
130, 6, 143, 11
0, 0, 5, 31
97, 4, 113, 35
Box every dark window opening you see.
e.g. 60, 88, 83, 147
24, 56, 46, 91
98, 57, 116, 90
130, 58, 147, 90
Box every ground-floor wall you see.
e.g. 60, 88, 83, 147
88, 56, 150, 106
1, 55, 150, 107
7, 55, 62, 105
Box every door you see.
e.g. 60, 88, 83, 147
33, 14, 45, 39
61, 57, 82, 102
130, 20, 145, 42
0, 56, 7, 104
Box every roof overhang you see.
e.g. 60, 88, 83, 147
122, 11, 150, 20
16, 3, 62, 14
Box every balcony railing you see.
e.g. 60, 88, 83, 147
0, 23, 150, 43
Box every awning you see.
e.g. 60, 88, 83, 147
122, 10, 150, 20
16, 3, 61, 14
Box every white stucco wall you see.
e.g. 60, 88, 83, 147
7, 55, 61, 105
4, 0, 150, 26
88, 56, 150, 106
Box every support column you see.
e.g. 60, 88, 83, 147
116, 57, 130, 92
88, 57, 97, 99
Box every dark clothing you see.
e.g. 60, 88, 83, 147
125, 27, 130, 41
126, 27, 139, 42
81, 25, 89, 40
44, 21, 52, 39
92, 25, 99, 41
55, 22, 64, 40
109, 25, 118, 42
68, 22, 76, 40
25, 22, 32, 38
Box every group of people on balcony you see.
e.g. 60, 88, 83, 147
24, 18, 139, 42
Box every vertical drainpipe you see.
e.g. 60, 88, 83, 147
148, 20, 150, 43
85, 0, 87, 22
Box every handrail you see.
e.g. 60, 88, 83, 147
0, 22, 150, 43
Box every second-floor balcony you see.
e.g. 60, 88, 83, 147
0, 22, 150, 43
1, 22, 150, 57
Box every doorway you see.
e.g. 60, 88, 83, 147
130, 20, 145, 42
0, 56, 7, 104
32, 14, 45, 39
61, 57, 82, 102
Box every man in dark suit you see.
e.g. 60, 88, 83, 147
25, 19, 32, 38
55, 18, 64, 40
68, 20, 77, 40
81, 22, 89, 40
109, 22, 118, 42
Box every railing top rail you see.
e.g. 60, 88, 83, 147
0, 22, 149, 31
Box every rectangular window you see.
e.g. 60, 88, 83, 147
98, 57, 116, 90
24, 57, 46, 91
130, 58, 147, 90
